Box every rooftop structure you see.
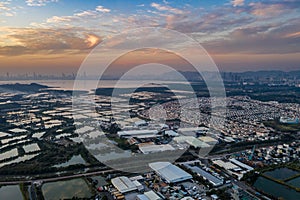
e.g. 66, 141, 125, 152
138, 143, 175, 154
111, 176, 137, 193
178, 127, 209, 132
117, 130, 158, 138
229, 158, 254, 171
132, 180, 144, 192
174, 136, 210, 148
280, 116, 299, 124
198, 136, 218, 145
134, 120, 148, 127
164, 130, 179, 137
188, 166, 223, 187
137, 190, 162, 200
149, 162, 192, 183
213, 160, 241, 170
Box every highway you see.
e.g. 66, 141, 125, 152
0, 168, 115, 185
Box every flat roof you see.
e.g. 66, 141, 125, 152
137, 191, 162, 200
139, 144, 175, 154
111, 176, 137, 193
165, 130, 179, 136
229, 158, 254, 171
144, 190, 162, 200
213, 160, 241, 170
149, 162, 192, 183
189, 166, 223, 186
174, 136, 210, 148
117, 130, 158, 137
178, 127, 208, 132
198, 136, 218, 143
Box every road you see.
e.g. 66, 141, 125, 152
0, 168, 116, 185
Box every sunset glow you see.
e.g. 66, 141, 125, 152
0, 0, 299, 74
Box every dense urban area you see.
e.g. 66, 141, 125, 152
0, 72, 300, 200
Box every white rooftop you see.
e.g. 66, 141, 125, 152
198, 136, 218, 144
213, 160, 240, 170
149, 162, 192, 183
165, 130, 179, 137
174, 136, 210, 148
139, 143, 175, 154
229, 158, 254, 171
111, 176, 137, 193
117, 130, 158, 138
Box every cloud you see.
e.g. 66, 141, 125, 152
163, 7, 254, 34
1, 0, 299, 62
0, 45, 29, 56
150, 2, 184, 14
46, 15, 73, 23
45, 5, 111, 26
231, 0, 244, 7
0, 28, 102, 56
26, 0, 59, 7
249, 2, 286, 17
285, 31, 300, 38
0, 1, 10, 11
203, 21, 300, 54
95, 5, 111, 13
75, 10, 97, 17
85, 34, 101, 48
0, 1, 15, 17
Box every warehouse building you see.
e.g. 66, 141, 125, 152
111, 176, 137, 193
229, 158, 254, 171
198, 136, 218, 145
164, 130, 179, 137
213, 160, 241, 171
174, 136, 210, 148
138, 143, 175, 154
149, 162, 192, 183
117, 130, 158, 138
188, 166, 223, 187
136, 190, 162, 200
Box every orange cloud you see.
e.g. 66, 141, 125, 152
285, 31, 300, 38
0, 28, 102, 56
85, 34, 102, 48
250, 2, 286, 17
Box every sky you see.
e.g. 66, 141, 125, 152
0, 0, 299, 75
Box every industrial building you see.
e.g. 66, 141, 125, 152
229, 158, 254, 171
134, 120, 148, 127
164, 130, 179, 137
111, 176, 137, 193
136, 190, 162, 200
198, 136, 218, 145
213, 160, 241, 171
178, 127, 209, 136
117, 130, 158, 138
174, 136, 210, 148
149, 162, 192, 183
188, 166, 223, 187
138, 143, 175, 154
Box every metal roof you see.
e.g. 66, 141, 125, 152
149, 162, 192, 183
137, 191, 162, 200
111, 176, 137, 193
229, 158, 254, 171
189, 166, 223, 186
174, 136, 210, 148
139, 144, 175, 154
117, 130, 158, 138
